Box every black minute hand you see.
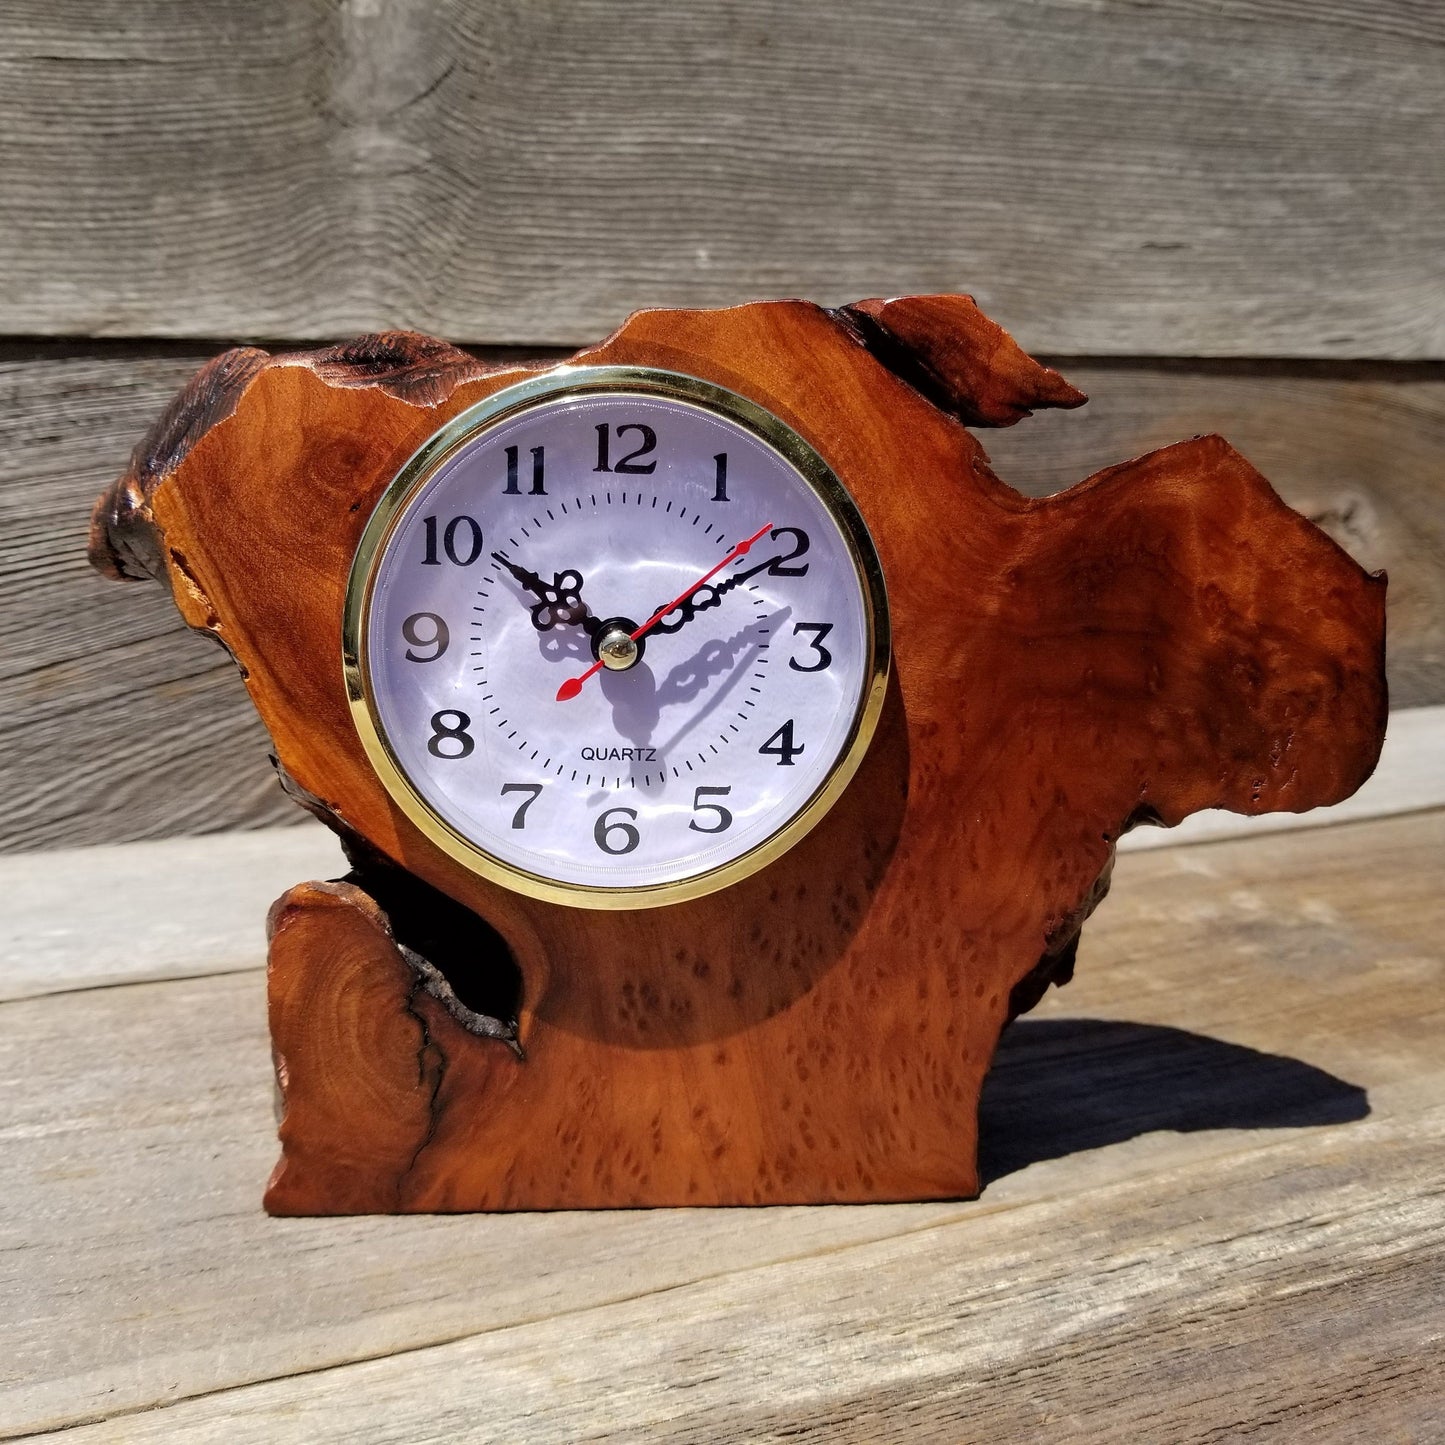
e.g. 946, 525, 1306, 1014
491, 552, 599, 636
649, 549, 779, 635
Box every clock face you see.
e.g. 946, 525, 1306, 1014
345, 367, 889, 908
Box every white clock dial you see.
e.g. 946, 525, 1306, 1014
346, 368, 889, 907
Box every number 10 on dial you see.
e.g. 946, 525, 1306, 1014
344, 366, 890, 908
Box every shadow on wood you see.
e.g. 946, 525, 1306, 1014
978, 1018, 1369, 1183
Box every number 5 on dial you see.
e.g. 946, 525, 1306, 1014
689, 786, 733, 834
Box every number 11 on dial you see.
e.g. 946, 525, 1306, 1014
344, 366, 890, 908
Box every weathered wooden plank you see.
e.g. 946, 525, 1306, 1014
0, 1, 1441, 356
33, 1111, 1445, 1443
0, 349, 295, 849
4, 351, 1440, 853
3, 705, 1438, 1002
0, 827, 344, 1002
2, 810, 1441, 1436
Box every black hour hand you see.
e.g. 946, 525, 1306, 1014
492, 553, 597, 634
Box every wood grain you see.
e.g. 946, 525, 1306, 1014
85, 300, 1385, 1213
3, 809, 1441, 1437
1, 1, 1440, 357
986, 360, 1445, 709
1117, 702, 1445, 850
3, 702, 1439, 1004
7, 349, 1439, 853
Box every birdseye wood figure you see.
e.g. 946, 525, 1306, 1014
89, 295, 1387, 1215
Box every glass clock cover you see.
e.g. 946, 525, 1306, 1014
345, 368, 889, 907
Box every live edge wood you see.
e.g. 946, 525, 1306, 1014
88, 296, 1387, 1214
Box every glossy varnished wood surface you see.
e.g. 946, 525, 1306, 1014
2, 806, 1441, 1437
87, 299, 1386, 1212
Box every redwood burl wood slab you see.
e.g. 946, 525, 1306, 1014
89, 296, 1387, 1214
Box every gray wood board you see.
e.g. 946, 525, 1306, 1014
0, 350, 289, 849
33, 1117, 1445, 1444
3, 809, 1442, 1438
3, 706, 1440, 1004
4, 349, 1440, 853
1, 1, 1442, 357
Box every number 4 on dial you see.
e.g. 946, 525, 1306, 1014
759, 720, 804, 766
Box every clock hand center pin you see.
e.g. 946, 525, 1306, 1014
555, 521, 773, 703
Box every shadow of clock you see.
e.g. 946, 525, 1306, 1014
352, 671, 912, 1050
977, 1017, 1368, 1184
522, 669, 912, 1048
602, 610, 789, 753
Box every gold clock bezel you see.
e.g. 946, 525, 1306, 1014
343, 364, 891, 910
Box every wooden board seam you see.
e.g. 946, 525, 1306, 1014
4, 797, 1440, 1008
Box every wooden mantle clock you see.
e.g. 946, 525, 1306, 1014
89, 295, 1387, 1215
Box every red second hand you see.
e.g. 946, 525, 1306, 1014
556, 521, 774, 702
